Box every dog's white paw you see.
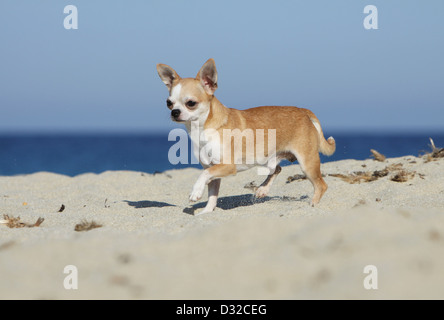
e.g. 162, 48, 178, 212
189, 185, 204, 202
255, 186, 269, 198
194, 208, 213, 216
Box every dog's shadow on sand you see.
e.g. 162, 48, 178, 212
123, 194, 308, 215
124, 200, 176, 209
183, 194, 308, 215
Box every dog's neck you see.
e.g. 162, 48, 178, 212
204, 96, 229, 130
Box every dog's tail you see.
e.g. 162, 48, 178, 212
303, 109, 336, 156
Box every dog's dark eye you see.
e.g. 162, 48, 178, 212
166, 99, 173, 108
186, 101, 197, 108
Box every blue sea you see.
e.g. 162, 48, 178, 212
0, 132, 443, 176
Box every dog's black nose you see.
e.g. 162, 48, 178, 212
171, 109, 181, 118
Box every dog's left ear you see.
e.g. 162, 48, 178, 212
196, 58, 218, 95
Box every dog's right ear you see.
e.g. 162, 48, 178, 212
156, 64, 181, 90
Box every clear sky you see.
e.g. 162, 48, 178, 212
0, 0, 443, 134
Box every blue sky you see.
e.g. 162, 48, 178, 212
0, 0, 443, 134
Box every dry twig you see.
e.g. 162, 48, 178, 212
424, 137, 444, 162
243, 181, 258, 191
286, 174, 307, 183
390, 170, 416, 182
74, 220, 102, 232
0, 214, 44, 228
370, 149, 386, 162
329, 163, 417, 184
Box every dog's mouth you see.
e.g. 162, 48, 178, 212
171, 117, 186, 123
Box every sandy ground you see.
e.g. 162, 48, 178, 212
1, 154, 444, 299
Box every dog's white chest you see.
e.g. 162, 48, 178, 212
186, 122, 221, 167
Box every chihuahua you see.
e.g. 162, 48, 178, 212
157, 59, 335, 215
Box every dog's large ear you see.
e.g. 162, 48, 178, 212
196, 58, 218, 95
156, 64, 181, 90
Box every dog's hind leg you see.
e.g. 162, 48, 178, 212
255, 165, 282, 198
296, 152, 327, 206
255, 151, 296, 198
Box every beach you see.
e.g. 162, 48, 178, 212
1, 154, 444, 299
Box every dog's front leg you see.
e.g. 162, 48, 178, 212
194, 178, 221, 215
189, 170, 212, 202
189, 164, 236, 203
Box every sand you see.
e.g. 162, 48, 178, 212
1, 154, 444, 299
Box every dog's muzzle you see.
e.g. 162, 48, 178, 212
171, 109, 181, 119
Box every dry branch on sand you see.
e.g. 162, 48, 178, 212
286, 174, 307, 183
423, 138, 444, 162
329, 163, 418, 184
74, 220, 103, 232
370, 149, 386, 162
243, 181, 258, 191
329, 171, 378, 184
391, 170, 416, 183
0, 215, 44, 228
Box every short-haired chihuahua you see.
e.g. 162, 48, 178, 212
157, 59, 335, 215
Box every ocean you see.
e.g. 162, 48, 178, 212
0, 132, 443, 176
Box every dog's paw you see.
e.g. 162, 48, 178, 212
255, 186, 269, 199
193, 208, 213, 216
189, 187, 204, 202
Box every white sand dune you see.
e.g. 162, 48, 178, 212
1, 155, 443, 299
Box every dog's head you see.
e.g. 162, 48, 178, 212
156, 59, 218, 123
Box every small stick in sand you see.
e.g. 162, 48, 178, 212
370, 149, 386, 162
286, 174, 307, 183
74, 220, 103, 232
329, 163, 417, 184
0, 214, 44, 228
429, 138, 444, 158
422, 138, 444, 162
243, 181, 258, 191
329, 172, 377, 184
429, 137, 437, 152
390, 169, 416, 182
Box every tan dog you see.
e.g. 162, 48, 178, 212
157, 59, 335, 215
